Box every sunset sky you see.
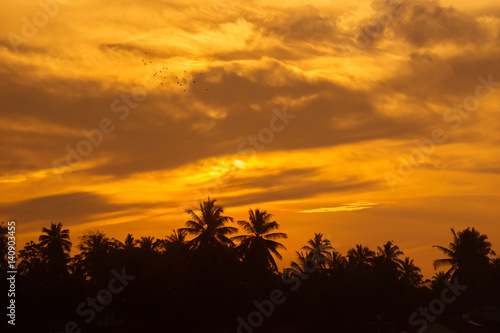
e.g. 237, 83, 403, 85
1, 0, 500, 278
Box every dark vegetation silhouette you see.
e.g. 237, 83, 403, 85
1, 199, 499, 332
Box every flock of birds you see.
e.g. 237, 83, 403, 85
141, 51, 209, 92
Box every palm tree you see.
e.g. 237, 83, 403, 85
232, 209, 287, 271
374, 241, 404, 278
18, 241, 44, 275
77, 230, 114, 260
179, 197, 237, 251
164, 229, 188, 252
431, 271, 448, 290
433, 227, 495, 279
38, 222, 72, 276
39, 222, 72, 254
166, 229, 187, 245
0, 222, 7, 270
139, 236, 161, 252
301, 233, 333, 267
163, 229, 189, 262
377, 241, 404, 265
121, 233, 139, 251
398, 257, 423, 287
77, 230, 115, 280
290, 251, 315, 277
326, 250, 348, 272
347, 244, 375, 268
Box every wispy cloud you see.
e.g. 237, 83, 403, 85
299, 201, 378, 213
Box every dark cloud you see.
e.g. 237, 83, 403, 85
387, 0, 487, 47
256, 5, 338, 44
0, 191, 152, 229
225, 168, 320, 191
0, 54, 448, 180
379, 47, 500, 109
220, 177, 379, 208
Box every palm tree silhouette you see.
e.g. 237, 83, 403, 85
139, 236, 161, 252
77, 230, 115, 280
0, 222, 7, 270
232, 209, 287, 271
374, 241, 404, 278
433, 227, 495, 279
326, 250, 347, 272
377, 241, 404, 265
163, 229, 189, 262
179, 197, 237, 251
398, 257, 423, 287
431, 271, 448, 290
78, 230, 115, 259
347, 244, 375, 268
290, 251, 314, 276
301, 233, 333, 268
166, 229, 187, 244
121, 233, 139, 251
38, 222, 72, 276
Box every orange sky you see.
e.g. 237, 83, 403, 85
1, 0, 500, 278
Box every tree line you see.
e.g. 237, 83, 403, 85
0, 197, 499, 332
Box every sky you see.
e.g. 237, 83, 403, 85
1, 0, 500, 278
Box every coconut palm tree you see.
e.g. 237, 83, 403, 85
166, 229, 187, 245
347, 244, 375, 268
374, 241, 404, 278
301, 233, 333, 267
164, 229, 188, 252
77, 230, 114, 259
232, 209, 287, 271
163, 229, 189, 263
77, 230, 115, 280
398, 257, 423, 287
38, 222, 72, 276
179, 197, 237, 251
139, 236, 161, 252
290, 251, 315, 277
433, 227, 495, 279
18, 241, 44, 275
326, 250, 348, 272
121, 233, 139, 251
377, 241, 404, 265
431, 271, 448, 291
0, 222, 7, 270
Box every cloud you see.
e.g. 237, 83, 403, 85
300, 201, 378, 213
221, 178, 379, 208
386, 0, 488, 47
0, 191, 153, 229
